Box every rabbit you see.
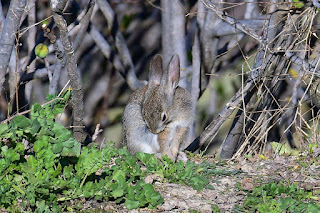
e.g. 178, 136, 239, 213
122, 54, 194, 162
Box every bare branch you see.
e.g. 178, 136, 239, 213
84, 72, 111, 125
49, 0, 94, 95
220, 111, 245, 159
0, 2, 6, 33
73, 0, 95, 51
199, 0, 220, 92
96, 0, 143, 90
49, 63, 63, 94
212, 19, 265, 37
0, 0, 27, 94
24, 0, 37, 101
200, 80, 255, 149
245, 0, 259, 19
191, 29, 200, 104
161, 0, 188, 88
51, 0, 85, 143
47, 32, 64, 95
220, 79, 256, 159
200, 9, 284, 150
312, 0, 320, 9
201, 0, 262, 43
89, 24, 139, 84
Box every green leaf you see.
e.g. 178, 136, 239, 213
63, 165, 74, 179
27, 156, 37, 170
34, 138, 48, 153
1, 145, 8, 153
72, 142, 81, 157
125, 199, 140, 210
29, 119, 41, 135
31, 103, 42, 113
136, 152, 148, 163
112, 186, 124, 198
211, 204, 220, 213
0, 123, 8, 135
11, 115, 30, 129
60, 141, 81, 157
14, 143, 25, 153
143, 184, 154, 197
62, 138, 76, 148
270, 142, 299, 156
52, 142, 64, 153
112, 169, 126, 181
3, 148, 20, 162
150, 193, 162, 204
53, 123, 72, 142
36, 200, 50, 212
52, 105, 63, 115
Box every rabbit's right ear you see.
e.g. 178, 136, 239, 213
161, 54, 180, 92
148, 54, 163, 86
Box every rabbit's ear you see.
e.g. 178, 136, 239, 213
149, 54, 163, 86
162, 54, 180, 91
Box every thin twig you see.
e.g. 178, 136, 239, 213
1, 97, 64, 124
201, 0, 262, 43
92, 124, 103, 142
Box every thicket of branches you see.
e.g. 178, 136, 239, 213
0, 0, 319, 159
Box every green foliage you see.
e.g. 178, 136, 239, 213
211, 204, 221, 213
234, 182, 320, 212
137, 152, 237, 191
0, 98, 230, 211
0, 97, 162, 211
1, 96, 79, 157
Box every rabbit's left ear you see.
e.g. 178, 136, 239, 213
162, 54, 180, 91
149, 54, 163, 87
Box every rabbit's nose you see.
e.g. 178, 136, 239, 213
154, 126, 165, 134
148, 125, 162, 134
149, 127, 160, 134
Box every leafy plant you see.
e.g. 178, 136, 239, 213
1, 98, 232, 211
234, 182, 320, 212
137, 152, 240, 191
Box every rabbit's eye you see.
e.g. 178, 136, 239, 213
161, 112, 167, 122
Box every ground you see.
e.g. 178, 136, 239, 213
78, 148, 320, 212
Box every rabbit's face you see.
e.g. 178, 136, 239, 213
142, 86, 172, 134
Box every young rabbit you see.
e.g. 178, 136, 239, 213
123, 54, 194, 162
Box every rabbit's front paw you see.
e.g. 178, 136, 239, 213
176, 151, 188, 162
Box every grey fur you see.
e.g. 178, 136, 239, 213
123, 54, 194, 161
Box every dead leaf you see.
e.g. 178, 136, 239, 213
242, 177, 254, 191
